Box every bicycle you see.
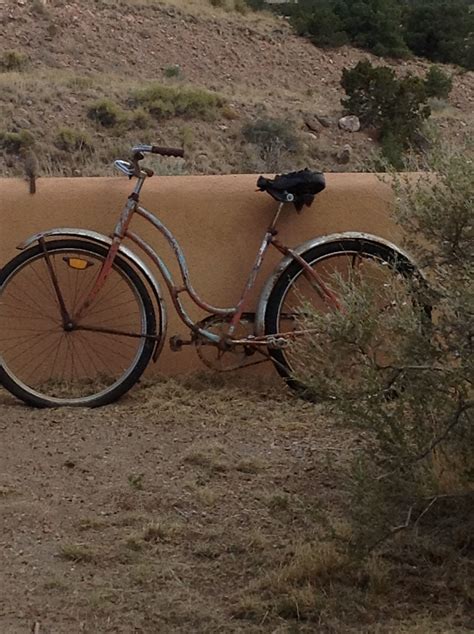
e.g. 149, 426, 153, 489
0, 144, 426, 407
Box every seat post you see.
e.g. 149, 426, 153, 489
268, 202, 285, 232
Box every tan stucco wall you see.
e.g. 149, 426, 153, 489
0, 174, 399, 376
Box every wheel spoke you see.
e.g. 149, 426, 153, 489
0, 241, 156, 406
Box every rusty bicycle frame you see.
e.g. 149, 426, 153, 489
38, 150, 340, 359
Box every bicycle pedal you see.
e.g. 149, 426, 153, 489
267, 336, 290, 350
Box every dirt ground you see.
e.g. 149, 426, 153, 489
0, 375, 471, 633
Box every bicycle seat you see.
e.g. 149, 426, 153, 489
257, 169, 326, 211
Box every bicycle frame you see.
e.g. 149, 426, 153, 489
67, 172, 340, 347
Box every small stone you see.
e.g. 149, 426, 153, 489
338, 115, 361, 133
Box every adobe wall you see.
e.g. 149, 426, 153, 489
0, 173, 399, 377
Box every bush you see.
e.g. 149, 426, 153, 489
293, 141, 474, 559
242, 117, 300, 170
292, 6, 348, 48
129, 108, 153, 130
424, 65, 453, 100
0, 50, 29, 72
87, 99, 127, 128
0, 130, 35, 153
274, 1, 473, 69
55, 128, 93, 152
131, 83, 225, 120
163, 64, 181, 79
341, 60, 431, 164
403, 0, 474, 70
287, 0, 409, 57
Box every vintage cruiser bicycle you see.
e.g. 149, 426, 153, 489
0, 144, 425, 407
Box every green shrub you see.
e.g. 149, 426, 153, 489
287, 0, 408, 57
55, 128, 93, 152
208, 0, 249, 11
242, 117, 300, 169
341, 60, 431, 164
0, 50, 29, 72
129, 108, 153, 130
292, 6, 348, 48
163, 64, 181, 79
131, 83, 225, 120
424, 65, 453, 100
403, 0, 474, 70
294, 140, 474, 558
87, 99, 127, 127
0, 130, 35, 153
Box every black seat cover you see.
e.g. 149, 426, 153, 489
257, 168, 326, 211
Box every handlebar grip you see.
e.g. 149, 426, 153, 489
151, 146, 184, 158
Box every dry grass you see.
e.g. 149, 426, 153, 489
0, 375, 470, 632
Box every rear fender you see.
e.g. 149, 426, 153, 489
17, 228, 167, 362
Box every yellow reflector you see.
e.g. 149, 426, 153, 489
64, 257, 92, 270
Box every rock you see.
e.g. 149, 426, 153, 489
303, 115, 323, 134
315, 114, 332, 128
337, 144, 352, 164
338, 115, 361, 133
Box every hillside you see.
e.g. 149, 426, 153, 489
0, 0, 473, 179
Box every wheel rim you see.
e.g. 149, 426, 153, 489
0, 246, 149, 405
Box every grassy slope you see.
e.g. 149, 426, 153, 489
0, 0, 472, 178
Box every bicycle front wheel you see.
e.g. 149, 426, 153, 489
0, 239, 156, 407
264, 237, 429, 396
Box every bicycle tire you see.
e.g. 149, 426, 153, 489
0, 239, 157, 407
264, 237, 429, 395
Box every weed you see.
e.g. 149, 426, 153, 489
0, 51, 29, 72
194, 485, 219, 506
142, 521, 181, 543
0, 130, 35, 153
58, 543, 98, 563
221, 104, 240, 120
87, 98, 127, 127
127, 473, 144, 490
55, 128, 94, 152
242, 117, 299, 170
67, 75, 94, 90
124, 536, 144, 551
43, 578, 68, 591
235, 457, 265, 474
180, 125, 195, 147
0, 485, 17, 497
129, 108, 153, 129
163, 64, 181, 79
131, 83, 225, 120
77, 517, 109, 531
267, 493, 290, 512
184, 443, 229, 473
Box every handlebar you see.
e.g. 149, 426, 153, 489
114, 144, 185, 179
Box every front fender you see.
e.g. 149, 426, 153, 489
255, 231, 420, 336
18, 228, 167, 362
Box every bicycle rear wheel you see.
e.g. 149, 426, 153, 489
0, 239, 156, 407
264, 237, 429, 396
